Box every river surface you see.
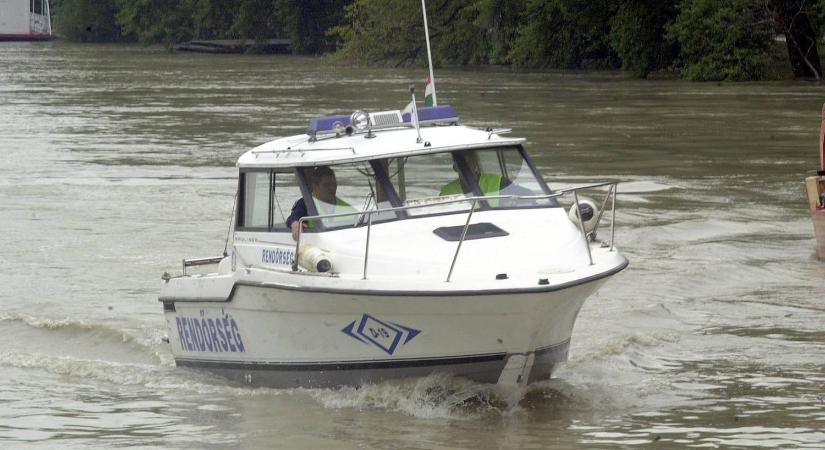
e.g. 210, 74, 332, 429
1, 41, 825, 449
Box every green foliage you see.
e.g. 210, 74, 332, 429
481, 0, 529, 65
433, 0, 527, 65
332, 0, 527, 66
609, 0, 678, 77
804, 0, 825, 40
54, 0, 124, 42
509, 0, 619, 70
115, 0, 195, 47
191, 0, 238, 40
45, 0, 825, 80
335, 0, 623, 69
669, 0, 778, 81
332, 0, 424, 65
233, 0, 277, 45
276, 0, 349, 55
428, 1, 489, 65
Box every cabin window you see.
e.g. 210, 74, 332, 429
239, 171, 270, 230
31, 0, 48, 14
271, 171, 302, 231
384, 153, 473, 216
237, 170, 304, 232
298, 162, 395, 229
381, 146, 553, 215
470, 148, 554, 208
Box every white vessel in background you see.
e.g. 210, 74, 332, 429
0, 0, 52, 41
804, 103, 825, 259
158, 100, 628, 388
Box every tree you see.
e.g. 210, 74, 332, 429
191, 0, 239, 40
769, 0, 822, 79
669, 0, 778, 81
116, 0, 196, 47
277, 0, 349, 55
509, 0, 619, 70
233, 0, 277, 46
609, 0, 679, 77
332, 0, 426, 65
54, 0, 124, 42
332, 0, 527, 66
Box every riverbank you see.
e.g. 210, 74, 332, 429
18, 35, 814, 83
175, 38, 291, 54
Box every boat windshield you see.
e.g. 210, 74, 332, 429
237, 146, 557, 233
387, 146, 554, 216
290, 146, 558, 228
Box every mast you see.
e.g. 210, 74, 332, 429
420, 0, 437, 106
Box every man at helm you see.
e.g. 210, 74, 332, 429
286, 166, 353, 240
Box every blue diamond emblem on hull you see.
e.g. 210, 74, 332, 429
342, 314, 421, 355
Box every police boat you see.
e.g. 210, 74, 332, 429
159, 100, 628, 388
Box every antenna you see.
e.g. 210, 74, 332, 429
421, 0, 437, 106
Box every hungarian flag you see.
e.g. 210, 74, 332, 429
424, 74, 435, 107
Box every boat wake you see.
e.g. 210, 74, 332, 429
306, 370, 652, 420
0, 351, 169, 386
0, 308, 670, 419
0, 312, 170, 365
307, 372, 526, 419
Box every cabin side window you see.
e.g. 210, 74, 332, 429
238, 171, 271, 230
237, 170, 304, 232
271, 171, 303, 231
32, 1, 47, 14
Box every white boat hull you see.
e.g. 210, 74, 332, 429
162, 273, 616, 388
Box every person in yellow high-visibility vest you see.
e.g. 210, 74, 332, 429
287, 166, 354, 239
439, 152, 506, 205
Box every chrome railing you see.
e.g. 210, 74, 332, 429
182, 255, 225, 275
292, 181, 618, 280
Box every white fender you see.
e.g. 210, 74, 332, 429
298, 244, 332, 272
568, 197, 599, 236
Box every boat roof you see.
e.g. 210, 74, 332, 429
237, 124, 527, 169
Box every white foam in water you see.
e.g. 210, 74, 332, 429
547, 177, 675, 193
546, 178, 673, 208
0, 351, 166, 386
575, 331, 682, 362
0, 347, 294, 401
615, 180, 677, 194
306, 373, 525, 420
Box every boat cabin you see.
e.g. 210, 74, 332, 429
234, 106, 559, 237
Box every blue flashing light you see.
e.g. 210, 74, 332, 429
308, 114, 351, 135
402, 105, 459, 123
307, 105, 459, 136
